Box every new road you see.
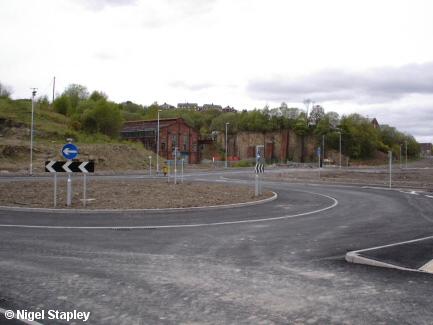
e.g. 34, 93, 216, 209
0, 168, 432, 324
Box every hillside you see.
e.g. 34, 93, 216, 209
0, 99, 156, 173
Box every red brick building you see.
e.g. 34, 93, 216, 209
121, 117, 201, 164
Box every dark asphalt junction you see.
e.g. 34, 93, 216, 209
1, 169, 433, 324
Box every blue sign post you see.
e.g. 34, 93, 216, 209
62, 144, 78, 160
257, 150, 261, 163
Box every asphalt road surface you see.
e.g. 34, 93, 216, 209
1, 169, 433, 325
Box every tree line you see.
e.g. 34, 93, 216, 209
1, 81, 421, 160
52, 84, 421, 160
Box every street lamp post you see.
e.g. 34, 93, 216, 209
225, 122, 229, 169
400, 144, 402, 169
338, 132, 341, 170
156, 109, 162, 174
30, 88, 37, 176
405, 141, 408, 169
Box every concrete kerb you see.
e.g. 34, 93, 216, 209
345, 251, 416, 272
0, 191, 277, 214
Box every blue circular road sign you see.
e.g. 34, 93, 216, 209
62, 143, 78, 160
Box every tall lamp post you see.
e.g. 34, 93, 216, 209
405, 141, 408, 169
338, 131, 341, 170
400, 144, 402, 169
30, 88, 37, 176
225, 122, 229, 169
156, 109, 162, 174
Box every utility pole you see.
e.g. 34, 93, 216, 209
30, 88, 38, 176
52, 76, 55, 103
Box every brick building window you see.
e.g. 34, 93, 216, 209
193, 141, 197, 152
161, 139, 166, 151
183, 135, 188, 151
172, 134, 177, 150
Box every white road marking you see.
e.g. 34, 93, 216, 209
0, 192, 338, 230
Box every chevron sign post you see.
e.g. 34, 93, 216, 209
254, 164, 265, 173
45, 161, 94, 173
45, 161, 94, 207
254, 163, 265, 196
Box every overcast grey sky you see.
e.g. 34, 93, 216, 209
1, 0, 432, 143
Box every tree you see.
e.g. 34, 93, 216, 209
326, 111, 340, 128
303, 99, 312, 124
210, 113, 239, 133
91, 99, 123, 138
63, 83, 89, 111
340, 114, 378, 159
292, 112, 309, 135
53, 94, 71, 115
0, 81, 13, 99
90, 90, 108, 102
309, 105, 325, 125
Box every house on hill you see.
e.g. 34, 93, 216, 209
222, 106, 237, 113
121, 117, 201, 164
368, 117, 379, 129
177, 102, 198, 110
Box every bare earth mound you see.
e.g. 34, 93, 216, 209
0, 180, 274, 210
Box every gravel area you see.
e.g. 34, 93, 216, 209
0, 180, 274, 210
264, 158, 433, 189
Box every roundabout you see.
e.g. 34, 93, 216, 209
0, 168, 432, 324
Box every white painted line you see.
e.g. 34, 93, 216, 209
0, 308, 45, 325
0, 191, 338, 230
348, 235, 433, 255
425, 195, 433, 199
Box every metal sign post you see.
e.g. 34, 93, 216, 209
67, 169, 72, 206
389, 151, 392, 189
45, 160, 94, 206
83, 172, 87, 207
54, 172, 57, 206
318, 147, 321, 180
149, 156, 152, 176
174, 148, 178, 184
254, 164, 265, 196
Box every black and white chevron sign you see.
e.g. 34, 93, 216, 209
45, 161, 94, 173
255, 163, 265, 173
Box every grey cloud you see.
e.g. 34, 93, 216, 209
140, 0, 217, 29
81, 0, 137, 11
170, 80, 214, 91
247, 62, 433, 104
363, 102, 433, 143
